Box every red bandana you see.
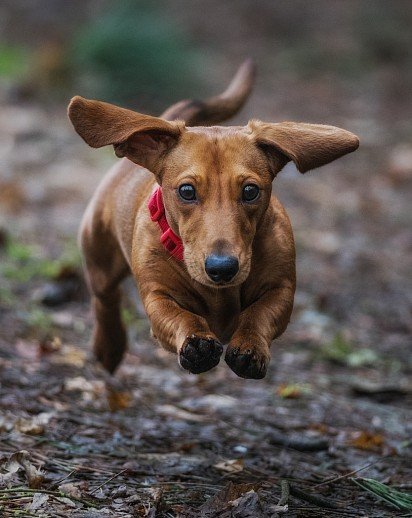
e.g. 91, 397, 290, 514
148, 187, 184, 261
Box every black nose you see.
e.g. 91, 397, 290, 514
205, 254, 239, 283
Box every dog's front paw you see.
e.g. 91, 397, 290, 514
179, 334, 223, 374
225, 343, 270, 379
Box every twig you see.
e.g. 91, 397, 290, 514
89, 468, 127, 495
52, 468, 77, 488
278, 479, 290, 506
289, 484, 340, 509
310, 455, 390, 490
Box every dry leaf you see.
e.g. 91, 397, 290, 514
230, 490, 265, 517
52, 345, 86, 367
156, 404, 208, 422
276, 383, 309, 399
28, 493, 49, 511
14, 412, 53, 435
15, 418, 44, 435
3, 450, 44, 489
65, 376, 96, 393
0, 457, 20, 487
0, 180, 25, 212
200, 482, 260, 516
214, 459, 244, 473
107, 387, 133, 411
349, 431, 385, 451
39, 335, 61, 355
59, 482, 82, 499
65, 376, 104, 403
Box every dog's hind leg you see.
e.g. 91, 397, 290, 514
80, 221, 130, 373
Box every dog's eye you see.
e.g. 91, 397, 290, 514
242, 184, 260, 202
178, 184, 197, 201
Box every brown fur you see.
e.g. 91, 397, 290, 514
68, 61, 359, 378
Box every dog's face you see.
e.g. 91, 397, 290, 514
160, 127, 279, 287
68, 96, 359, 288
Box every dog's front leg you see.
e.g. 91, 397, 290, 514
225, 284, 295, 379
143, 291, 223, 374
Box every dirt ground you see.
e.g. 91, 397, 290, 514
1, 38, 412, 518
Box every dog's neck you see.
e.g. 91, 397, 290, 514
148, 187, 184, 261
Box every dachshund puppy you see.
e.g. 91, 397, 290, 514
68, 61, 359, 379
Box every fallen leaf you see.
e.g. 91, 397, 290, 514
144, 487, 165, 517
28, 493, 49, 511
200, 482, 259, 517
15, 418, 44, 435
214, 459, 244, 473
230, 490, 265, 517
65, 376, 97, 393
59, 482, 82, 499
0, 457, 21, 487
156, 404, 208, 422
52, 345, 86, 367
14, 412, 54, 436
107, 387, 133, 411
39, 335, 61, 355
64, 376, 104, 404
0, 180, 25, 212
276, 383, 311, 399
3, 450, 44, 489
349, 431, 385, 451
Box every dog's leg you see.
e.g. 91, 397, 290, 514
142, 290, 223, 374
81, 225, 130, 373
225, 285, 294, 379
90, 289, 126, 373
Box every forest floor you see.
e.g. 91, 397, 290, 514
0, 81, 411, 517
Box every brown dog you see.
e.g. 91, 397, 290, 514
68, 60, 359, 379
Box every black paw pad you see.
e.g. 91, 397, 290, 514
225, 347, 268, 379
179, 335, 223, 374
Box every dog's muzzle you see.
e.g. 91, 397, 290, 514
205, 254, 239, 283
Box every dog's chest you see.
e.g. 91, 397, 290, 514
204, 289, 241, 343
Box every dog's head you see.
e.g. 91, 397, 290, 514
68, 96, 359, 287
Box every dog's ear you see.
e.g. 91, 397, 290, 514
249, 120, 359, 174
68, 96, 184, 174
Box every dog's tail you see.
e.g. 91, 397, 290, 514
161, 59, 256, 126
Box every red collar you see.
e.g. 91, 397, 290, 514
148, 187, 184, 261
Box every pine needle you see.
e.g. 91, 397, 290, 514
351, 477, 412, 511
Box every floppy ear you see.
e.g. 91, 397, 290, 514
249, 120, 359, 174
67, 96, 184, 174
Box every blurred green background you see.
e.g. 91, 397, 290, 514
1, 0, 412, 120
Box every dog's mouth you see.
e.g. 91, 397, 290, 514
204, 277, 240, 288
197, 276, 245, 289
184, 260, 251, 289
